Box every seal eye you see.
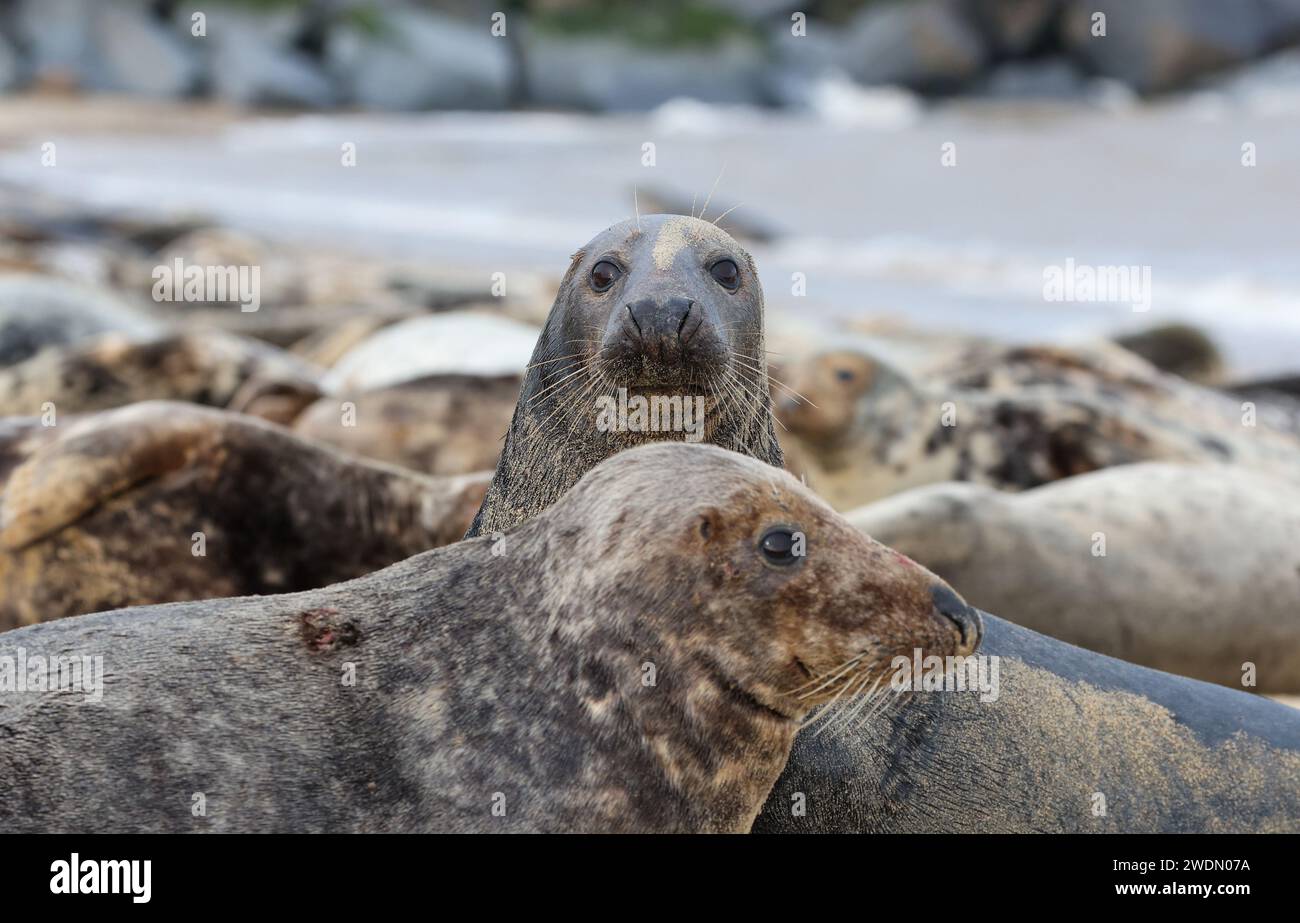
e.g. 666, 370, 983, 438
591, 260, 622, 292
710, 259, 740, 291
835, 368, 856, 383
759, 527, 802, 566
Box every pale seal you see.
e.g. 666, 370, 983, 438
292, 373, 520, 476
323, 312, 541, 394
0, 443, 978, 833
775, 344, 1300, 509
846, 463, 1300, 691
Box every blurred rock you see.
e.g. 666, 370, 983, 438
1263, 0, 1300, 43
201, 6, 334, 108
521, 30, 766, 110
959, 0, 1062, 56
13, 0, 96, 86
838, 0, 989, 93
0, 29, 20, 91
982, 58, 1087, 98
94, 1, 198, 97
1061, 0, 1277, 93
327, 8, 512, 110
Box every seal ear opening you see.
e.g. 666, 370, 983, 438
694, 509, 721, 544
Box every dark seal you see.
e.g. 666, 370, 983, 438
466, 214, 783, 537
756, 612, 1300, 832
0, 443, 978, 833
0, 401, 488, 629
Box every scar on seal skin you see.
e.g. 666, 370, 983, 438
774, 344, 1300, 510
0, 443, 977, 833
0, 401, 489, 629
467, 215, 783, 538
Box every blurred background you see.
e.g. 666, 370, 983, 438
1, 0, 1299, 375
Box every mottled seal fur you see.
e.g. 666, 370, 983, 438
0, 330, 326, 424
293, 373, 520, 476
757, 612, 1300, 832
775, 344, 1300, 509
847, 463, 1300, 691
0, 443, 978, 833
0, 402, 488, 629
468, 214, 782, 537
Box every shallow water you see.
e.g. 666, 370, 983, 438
3, 92, 1297, 376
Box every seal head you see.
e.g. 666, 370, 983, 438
466, 215, 783, 537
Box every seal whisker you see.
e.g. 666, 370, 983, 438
814, 673, 877, 738
799, 675, 856, 731
525, 352, 586, 372
538, 372, 603, 437
698, 162, 726, 223
722, 367, 787, 435
728, 356, 818, 408
788, 651, 866, 697
526, 366, 589, 407
711, 202, 743, 227
830, 675, 883, 735
856, 686, 910, 733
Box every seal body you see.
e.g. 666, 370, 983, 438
776, 344, 1300, 509
0, 443, 976, 833
0, 402, 488, 628
756, 612, 1300, 832
467, 215, 783, 537
847, 463, 1300, 691
293, 373, 519, 476
0, 274, 164, 368
322, 312, 541, 393
0, 330, 326, 424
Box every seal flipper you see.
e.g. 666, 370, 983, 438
0, 401, 222, 551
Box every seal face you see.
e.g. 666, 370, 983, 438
0, 442, 975, 833
466, 214, 783, 537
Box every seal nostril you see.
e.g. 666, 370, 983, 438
677, 301, 694, 338
625, 304, 641, 335
931, 584, 982, 652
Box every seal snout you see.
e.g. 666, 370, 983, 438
931, 584, 983, 656
624, 296, 700, 363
